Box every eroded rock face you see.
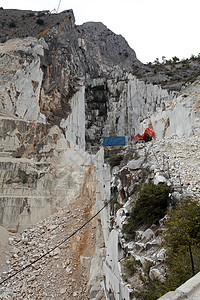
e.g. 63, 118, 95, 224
0, 112, 92, 232
0, 9, 76, 43
77, 21, 141, 71
0, 37, 47, 121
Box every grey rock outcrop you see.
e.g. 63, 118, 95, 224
77, 21, 142, 70
0, 9, 75, 43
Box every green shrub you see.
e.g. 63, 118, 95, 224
105, 148, 124, 168
134, 274, 168, 300
172, 56, 180, 63
36, 18, 44, 25
9, 21, 16, 28
163, 197, 200, 283
124, 52, 129, 57
123, 183, 172, 234
132, 65, 139, 69
134, 197, 200, 299
122, 256, 136, 277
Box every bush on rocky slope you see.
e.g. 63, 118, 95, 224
123, 182, 172, 236
163, 197, 200, 287
104, 147, 125, 168
132, 197, 200, 299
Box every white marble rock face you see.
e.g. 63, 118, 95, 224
0, 37, 47, 122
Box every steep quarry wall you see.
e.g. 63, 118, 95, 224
0, 37, 47, 122
0, 37, 90, 232
85, 70, 177, 152
85, 71, 199, 153
0, 113, 91, 232
92, 148, 134, 300
104, 73, 175, 138
142, 78, 200, 140
0, 37, 86, 149
60, 86, 86, 150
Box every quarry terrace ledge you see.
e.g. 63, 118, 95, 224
158, 271, 200, 300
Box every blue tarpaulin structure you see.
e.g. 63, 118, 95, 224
103, 136, 126, 146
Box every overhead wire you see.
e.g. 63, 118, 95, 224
0, 144, 143, 286
0, 143, 168, 287
56, 0, 62, 13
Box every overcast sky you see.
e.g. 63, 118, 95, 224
1, 0, 199, 63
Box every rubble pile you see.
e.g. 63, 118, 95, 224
104, 125, 200, 297
148, 133, 200, 199
0, 195, 96, 300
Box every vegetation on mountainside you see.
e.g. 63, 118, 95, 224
104, 147, 124, 168
131, 53, 200, 90
124, 194, 200, 300
123, 182, 172, 237
151, 54, 200, 65
122, 256, 136, 278
163, 197, 200, 284
9, 20, 16, 28
36, 18, 45, 25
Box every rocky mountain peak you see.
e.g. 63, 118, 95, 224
0, 8, 142, 77
77, 21, 142, 70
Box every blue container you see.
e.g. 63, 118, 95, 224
103, 136, 126, 146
